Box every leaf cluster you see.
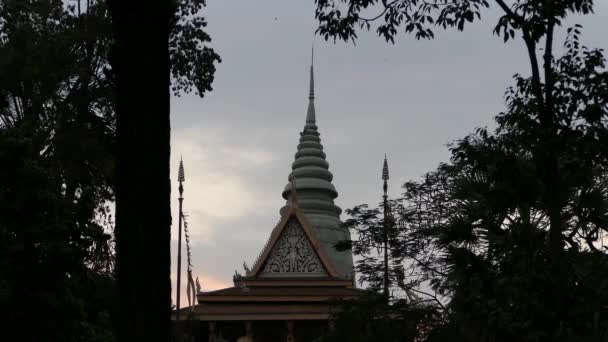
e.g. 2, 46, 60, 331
318, 294, 436, 342
329, 33, 608, 342
0, 0, 220, 340
315, 0, 596, 44
405, 38, 607, 341
169, 0, 221, 96
0, 126, 116, 342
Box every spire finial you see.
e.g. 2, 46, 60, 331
382, 154, 389, 181
306, 48, 316, 124
382, 154, 389, 198
178, 156, 185, 183
308, 47, 315, 100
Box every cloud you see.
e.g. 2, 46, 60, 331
168, 123, 287, 306
170, 126, 278, 243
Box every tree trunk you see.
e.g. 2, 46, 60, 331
110, 1, 173, 341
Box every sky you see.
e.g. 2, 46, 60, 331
168, 0, 608, 306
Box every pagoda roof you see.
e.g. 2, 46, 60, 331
198, 285, 364, 302
192, 284, 366, 321
246, 206, 341, 279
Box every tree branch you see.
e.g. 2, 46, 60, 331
408, 287, 450, 316
494, 0, 544, 107
494, 0, 524, 26
543, 4, 555, 125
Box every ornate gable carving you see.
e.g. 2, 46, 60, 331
260, 218, 327, 277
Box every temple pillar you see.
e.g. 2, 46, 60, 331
237, 321, 253, 342
245, 321, 253, 338
208, 322, 216, 342
286, 321, 295, 342
328, 320, 335, 332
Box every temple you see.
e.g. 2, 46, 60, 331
184, 55, 362, 341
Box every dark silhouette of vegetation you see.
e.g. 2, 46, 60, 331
110, 0, 219, 339
1, 0, 219, 340
1, 1, 116, 341
337, 201, 402, 298
327, 39, 608, 340
315, 0, 608, 341
109, 0, 173, 341
318, 295, 434, 342
0, 122, 116, 342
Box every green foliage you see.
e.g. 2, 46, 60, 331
0, 0, 219, 340
424, 36, 607, 342
0, 127, 116, 342
331, 38, 608, 342
318, 294, 433, 342
314, 0, 594, 43
169, 0, 221, 96
341, 202, 424, 299
317, 0, 607, 340
342, 204, 388, 292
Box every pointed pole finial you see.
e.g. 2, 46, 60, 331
382, 154, 389, 181
382, 154, 389, 198
178, 156, 185, 183
178, 157, 185, 198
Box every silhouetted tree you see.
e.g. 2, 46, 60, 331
316, 1, 606, 340
326, 202, 447, 342
411, 34, 608, 341
327, 32, 608, 341
109, 0, 219, 341
0, 0, 219, 340
0, 1, 116, 340
109, 1, 173, 341
315, 0, 592, 278
339, 202, 407, 299
0, 123, 116, 342
318, 294, 433, 342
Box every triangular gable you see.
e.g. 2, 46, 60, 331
248, 206, 339, 278
261, 217, 327, 276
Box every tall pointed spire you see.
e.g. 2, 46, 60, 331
279, 51, 354, 279
306, 47, 315, 124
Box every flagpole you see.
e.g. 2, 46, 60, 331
382, 155, 390, 302
176, 159, 185, 321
